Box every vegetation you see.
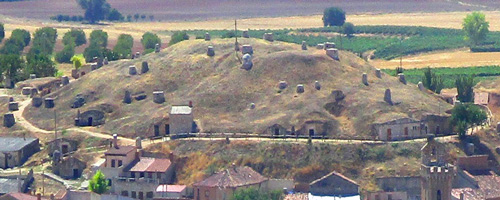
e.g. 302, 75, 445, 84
0, 54, 23, 82
71, 55, 84, 69
25, 54, 57, 78
456, 75, 475, 103
450, 103, 487, 138
323, 7, 346, 27
0, 23, 4, 42
55, 42, 75, 63
463, 12, 489, 46
77, 0, 123, 24
421, 67, 443, 93
107, 8, 123, 21
169, 31, 189, 46
342, 22, 355, 38
51, 14, 84, 22
231, 188, 282, 200
141, 32, 161, 52
89, 30, 108, 47
89, 170, 109, 194
29, 27, 57, 56
84, 30, 109, 62
63, 29, 87, 46
10, 29, 31, 47
113, 34, 134, 58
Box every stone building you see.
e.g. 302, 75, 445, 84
371, 176, 421, 200
420, 136, 455, 200
0, 137, 40, 169
47, 138, 78, 156
372, 114, 451, 141
75, 110, 105, 127
193, 166, 268, 200
52, 156, 87, 179
169, 106, 193, 135
0, 169, 34, 195
309, 171, 359, 197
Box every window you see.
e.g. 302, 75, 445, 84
111, 159, 115, 168
140, 172, 145, 178
139, 192, 144, 200
148, 172, 153, 178
437, 190, 442, 200
131, 191, 136, 198
118, 160, 122, 167
146, 192, 154, 198
121, 191, 128, 197
131, 172, 136, 178
388, 194, 393, 200
205, 190, 209, 197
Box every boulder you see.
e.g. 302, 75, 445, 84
398, 73, 407, 84
30, 74, 36, 79
241, 54, 253, 70
32, 97, 43, 107
22, 87, 32, 95
242, 30, 249, 38
384, 89, 393, 105
278, 81, 288, 90
316, 44, 325, 49
324, 42, 336, 49
296, 84, 305, 93
242, 45, 253, 55
153, 91, 165, 104
375, 69, 382, 78
301, 41, 308, 50
129, 66, 137, 75
207, 46, 215, 57
263, 33, 274, 42
326, 48, 339, 60
205, 32, 211, 41
71, 95, 86, 108
3, 113, 15, 128
155, 43, 160, 53
141, 62, 149, 74
315, 81, 321, 90
61, 76, 70, 86
362, 73, 368, 86
123, 90, 132, 104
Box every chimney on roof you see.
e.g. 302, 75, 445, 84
113, 134, 118, 149
136, 137, 142, 149
460, 193, 464, 200
169, 152, 175, 162
37, 193, 41, 200
188, 101, 193, 108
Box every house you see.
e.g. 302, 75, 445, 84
193, 165, 268, 200
155, 185, 187, 199
439, 91, 457, 105
169, 106, 194, 135
0, 137, 40, 169
372, 113, 451, 141
451, 154, 500, 200
0, 169, 34, 195
47, 138, 78, 156
52, 155, 87, 179
0, 193, 46, 200
367, 191, 408, 200
100, 135, 138, 179
309, 171, 360, 197
54, 189, 134, 200
369, 176, 421, 200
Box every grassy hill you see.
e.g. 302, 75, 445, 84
23, 38, 452, 138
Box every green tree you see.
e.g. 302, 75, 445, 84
113, 34, 133, 58
140, 14, 146, 21
29, 27, 57, 55
231, 188, 282, 200
11, 29, 31, 47
89, 170, 109, 194
71, 55, 83, 69
107, 8, 123, 21
134, 13, 139, 22
0, 38, 25, 54
149, 15, 154, 21
169, 31, 189, 46
77, 0, 111, 24
83, 44, 104, 62
126, 15, 132, 22
25, 54, 57, 77
463, 12, 489, 46
450, 103, 487, 138
0, 23, 4, 42
323, 7, 346, 27
0, 54, 24, 83
63, 29, 87, 46
141, 32, 161, 51
421, 67, 444, 93
456, 75, 475, 103
55, 42, 76, 63
342, 22, 355, 38
89, 30, 108, 48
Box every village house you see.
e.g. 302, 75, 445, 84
309, 171, 360, 199
368, 176, 421, 200
372, 114, 451, 141
0, 137, 40, 169
474, 92, 489, 106
52, 155, 87, 180
192, 165, 268, 200
0, 193, 47, 200
0, 169, 34, 195
47, 138, 78, 156
155, 185, 188, 199
169, 106, 194, 136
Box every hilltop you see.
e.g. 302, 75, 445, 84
23, 38, 451, 138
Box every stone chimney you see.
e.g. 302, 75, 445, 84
113, 134, 118, 149
460, 193, 464, 200
188, 101, 193, 108
136, 137, 142, 149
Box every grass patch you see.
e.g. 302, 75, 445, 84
382, 65, 500, 88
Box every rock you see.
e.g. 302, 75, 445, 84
123, 90, 132, 104
316, 44, 325, 49
242, 45, 253, 55
3, 113, 15, 128
205, 32, 211, 41
315, 81, 321, 90
129, 66, 137, 75
302, 41, 308, 50
418, 82, 425, 91
375, 69, 382, 78
362, 73, 369, 86
399, 73, 407, 84
91, 63, 98, 71
296, 84, 305, 93
30, 74, 36, 79
207, 46, 215, 57
250, 103, 255, 109
153, 91, 165, 104
71, 95, 85, 108
135, 52, 141, 58
278, 81, 288, 90
61, 76, 70, 86
141, 62, 149, 74
45, 98, 55, 108
22, 87, 32, 95
32, 97, 43, 107
30, 88, 38, 98
384, 89, 393, 105
242, 30, 249, 38
326, 48, 339, 60
8, 102, 18, 111
263, 33, 274, 42
241, 54, 253, 70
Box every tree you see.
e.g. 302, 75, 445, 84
83, 44, 104, 62
149, 15, 154, 21
140, 14, 146, 21
456, 75, 475, 103
169, 31, 189, 46
450, 103, 487, 138
231, 188, 282, 200
0, 38, 25, 54
11, 29, 31, 47
71, 55, 83, 69
342, 22, 355, 38
126, 15, 132, 22
0, 23, 4, 42
141, 32, 161, 51
77, 0, 111, 24
113, 34, 133, 58
134, 13, 139, 22
421, 67, 444, 93
89, 170, 109, 194
55, 42, 75, 63
29, 27, 57, 55
63, 29, 86, 46
89, 30, 108, 48
323, 7, 346, 27
463, 12, 489, 46
25, 54, 57, 77
107, 8, 123, 21
0, 54, 23, 82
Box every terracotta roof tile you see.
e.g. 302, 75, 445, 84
452, 174, 500, 200
129, 157, 172, 172
104, 145, 136, 155
193, 166, 267, 188
1, 193, 47, 200
156, 185, 187, 193
310, 171, 359, 186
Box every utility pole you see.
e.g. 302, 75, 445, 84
234, 19, 239, 52
400, 37, 403, 69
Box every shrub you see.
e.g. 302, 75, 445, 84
55, 43, 75, 63
89, 30, 108, 48
29, 27, 57, 55
169, 31, 189, 46
323, 7, 346, 27
63, 29, 86, 46
0, 23, 4, 42
10, 29, 30, 47
25, 54, 57, 78
221, 31, 236, 38
83, 44, 104, 62
0, 38, 25, 54
342, 22, 355, 37
113, 34, 133, 58
141, 32, 161, 50
71, 56, 83, 69
107, 8, 123, 21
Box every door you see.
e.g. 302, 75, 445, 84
404, 127, 409, 136
274, 128, 280, 135
387, 128, 392, 141
73, 169, 79, 179
165, 124, 170, 135
62, 145, 69, 154
88, 117, 93, 126
154, 125, 160, 136
436, 126, 440, 135
309, 129, 315, 136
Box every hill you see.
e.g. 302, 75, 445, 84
23, 38, 452, 138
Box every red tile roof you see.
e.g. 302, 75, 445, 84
156, 185, 187, 193
104, 145, 136, 156
310, 171, 359, 186
1, 193, 47, 200
452, 174, 500, 200
193, 166, 267, 188
129, 157, 172, 172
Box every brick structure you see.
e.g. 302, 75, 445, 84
0, 137, 40, 169
420, 136, 455, 200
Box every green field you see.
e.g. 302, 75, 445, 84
382, 66, 500, 88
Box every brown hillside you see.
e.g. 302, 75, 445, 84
23, 38, 451, 138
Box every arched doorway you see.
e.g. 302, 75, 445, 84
88, 117, 93, 126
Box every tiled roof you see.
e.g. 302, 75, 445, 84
452, 174, 500, 200
0, 193, 47, 200
129, 157, 172, 172
284, 193, 309, 200
170, 106, 192, 115
156, 185, 187, 193
104, 145, 136, 155
193, 166, 267, 188
310, 171, 359, 186
0, 138, 38, 152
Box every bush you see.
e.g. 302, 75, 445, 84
107, 8, 123, 21
29, 27, 57, 55
221, 31, 235, 38
63, 29, 86, 46
342, 22, 355, 37
169, 31, 189, 46
0, 23, 4, 42
113, 34, 133, 58
141, 32, 161, 50
470, 45, 500, 52
0, 38, 25, 54
83, 44, 104, 62
89, 30, 108, 48
55, 43, 75, 63
25, 54, 57, 78
10, 29, 30, 47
